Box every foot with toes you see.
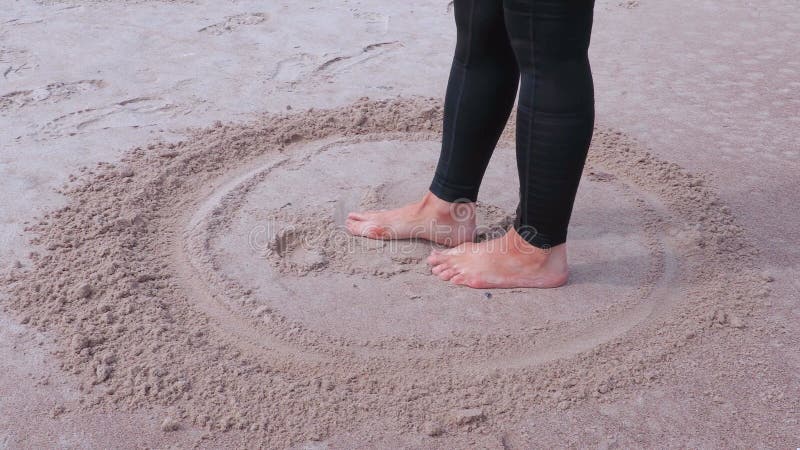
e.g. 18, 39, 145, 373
346, 191, 476, 247
426, 227, 569, 289
347, 191, 568, 289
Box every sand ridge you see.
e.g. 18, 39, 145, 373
1, 97, 772, 446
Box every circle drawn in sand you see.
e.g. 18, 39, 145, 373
3, 98, 768, 445
181, 136, 679, 365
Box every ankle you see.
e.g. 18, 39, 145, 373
421, 191, 475, 222
507, 228, 567, 263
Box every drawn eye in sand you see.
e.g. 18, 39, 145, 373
250, 210, 424, 278
266, 225, 329, 274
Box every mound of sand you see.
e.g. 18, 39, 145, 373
1, 97, 770, 446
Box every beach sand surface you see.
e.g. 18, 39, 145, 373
1, 0, 798, 447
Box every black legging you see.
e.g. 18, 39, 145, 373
429, 0, 595, 249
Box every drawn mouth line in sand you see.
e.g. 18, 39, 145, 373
2, 98, 769, 442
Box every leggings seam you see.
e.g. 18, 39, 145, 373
441, 0, 475, 198
522, 8, 536, 225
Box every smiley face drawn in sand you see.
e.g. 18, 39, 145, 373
180, 136, 678, 367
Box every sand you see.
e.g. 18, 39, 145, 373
0, 96, 779, 446
2, 0, 799, 447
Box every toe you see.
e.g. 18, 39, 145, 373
451, 273, 467, 285
428, 244, 466, 264
438, 268, 458, 281
440, 245, 464, 256
347, 219, 383, 239
346, 218, 365, 234
365, 224, 389, 239
345, 218, 359, 235
427, 252, 447, 265
465, 276, 490, 289
431, 263, 450, 275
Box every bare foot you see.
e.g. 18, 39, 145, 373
426, 227, 569, 289
346, 191, 476, 247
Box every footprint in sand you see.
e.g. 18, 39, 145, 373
0, 80, 106, 113
314, 42, 403, 79
0, 47, 39, 81
268, 53, 316, 84
35, 96, 190, 139
352, 10, 390, 34
198, 12, 271, 36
